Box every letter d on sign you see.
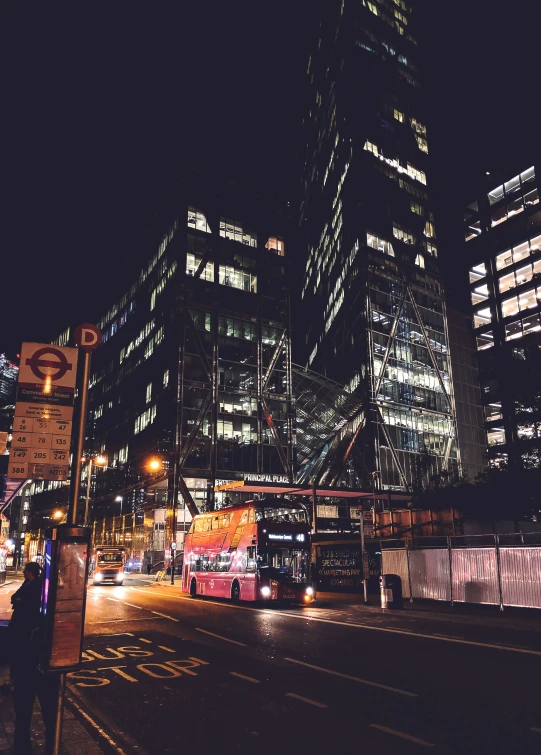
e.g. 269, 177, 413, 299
73, 323, 102, 352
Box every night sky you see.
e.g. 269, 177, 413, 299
2, 1, 540, 359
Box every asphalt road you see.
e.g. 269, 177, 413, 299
74, 575, 541, 755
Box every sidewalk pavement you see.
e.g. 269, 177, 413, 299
130, 573, 541, 633
0, 692, 104, 755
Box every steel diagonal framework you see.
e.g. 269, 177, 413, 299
294, 264, 459, 493
369, 270, 458, 491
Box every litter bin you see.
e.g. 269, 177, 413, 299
380, 574, 403, 609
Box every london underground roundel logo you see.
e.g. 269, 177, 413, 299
25, 347, 73, 382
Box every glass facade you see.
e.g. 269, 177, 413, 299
466, 162, 541, 469
298, 0, 458, 491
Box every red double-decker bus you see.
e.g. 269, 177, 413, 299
182, 498, 315, 603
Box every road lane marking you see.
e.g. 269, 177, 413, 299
195, 628, 246, 646
123, 602, 143, 610
151, 611, 179, 622
370, 724, 435, 747
189, 657, 209, 664
158, 645, 175, 653
87, 617, 161, 624
230, 672, 260, 683
126, 586, 541, 658
284, 657, 417, 697
138, 638, 152, 643
285, 692, 327, 708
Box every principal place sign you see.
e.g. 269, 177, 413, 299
8, 342, 78, 481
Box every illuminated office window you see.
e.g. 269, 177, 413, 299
473, 307, 492, 328
485, 403, 501, 421
265, 237, 285, 256
469, 262, 486, 283
186, 253, 214, 282
476, 331, 493, 350
471, 284, 489, 305
505, 319, 522, 340
187, 207, 211, 233
518, 288, 537, 311
220, 218, 257, 247
465, 221, 482, 242
367, 232, 394, 256
495, 249, 514, 270
487, 428, 505, 446
218, 265, 257, 293
499, 272, 516, 294
501, 296, 519, 318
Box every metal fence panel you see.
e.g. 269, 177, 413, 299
500, 547, 541, 608
451, 548, 499, 605
409, 549, 450, 601
381, 550, 410, 598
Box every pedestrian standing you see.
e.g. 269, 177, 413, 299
146, 562, 152, 576
10, 562, 56, 754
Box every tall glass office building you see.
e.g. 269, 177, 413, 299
22, 173, 293, 565
298, 0, 458, 491
467, 162, 540, 470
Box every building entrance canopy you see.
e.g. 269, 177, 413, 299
215, 480, 411, 502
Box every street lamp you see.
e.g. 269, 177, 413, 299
84, 455, 107, 527
148, 458, 162, 472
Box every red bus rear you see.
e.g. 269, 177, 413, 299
182, 499, 315, 603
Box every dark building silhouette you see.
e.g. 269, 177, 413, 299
27, 173, 293, 562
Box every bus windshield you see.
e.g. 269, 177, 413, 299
97, 553, 123, 564
257, 548, 309, 583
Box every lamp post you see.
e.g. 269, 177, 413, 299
83, 455, 107, 528
146, 457, 164, 575
115, 496, 124, 546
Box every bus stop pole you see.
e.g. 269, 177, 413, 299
52, 337, 94, 755
311, 481, 317, 535
69, 350, 92, 526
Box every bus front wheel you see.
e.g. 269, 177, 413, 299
231, 581, 240, 602
190, 578, 197, 598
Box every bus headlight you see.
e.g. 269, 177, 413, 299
305, 586, 314, 596
116, 572, 124, 581
260, 586, 271, 598
94, 573, 102, 582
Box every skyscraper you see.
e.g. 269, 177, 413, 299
0, 354, 18, 405
466, 162, 540, 469
298, 0, 458, 491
